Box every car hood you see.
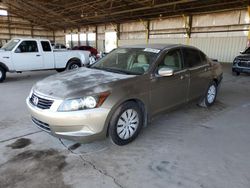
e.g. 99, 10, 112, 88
33, 67, 136, 99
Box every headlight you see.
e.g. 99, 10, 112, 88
29, 88, 34, 98
58, 92, 110, 112
233, 58, 239, 65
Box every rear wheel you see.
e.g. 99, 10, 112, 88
199, 81, 217, 107
109, 102, 143, 146
0, 67, 6, 83
66, 60, 81, 70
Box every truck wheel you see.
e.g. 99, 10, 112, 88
0, 67, 6, 83
66, 60, 81, 70
109, 101, 143, 146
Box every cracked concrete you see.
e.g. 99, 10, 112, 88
0, 65, 250, 188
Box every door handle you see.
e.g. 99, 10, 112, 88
3, 56, 9, 59
36, 54, 41, 57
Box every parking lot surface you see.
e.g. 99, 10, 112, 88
0, 65, 250, 188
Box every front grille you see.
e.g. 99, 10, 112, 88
30, 93, 54, 109
31, 117, 51, 132
238, 60, 250, 68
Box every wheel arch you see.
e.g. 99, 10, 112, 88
66, 57, 82, 68
0, 62, 9, 72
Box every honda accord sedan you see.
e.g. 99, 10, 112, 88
26, 44, 223, 145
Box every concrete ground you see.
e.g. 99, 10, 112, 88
0, 64, 249, 188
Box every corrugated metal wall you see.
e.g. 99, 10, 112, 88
119, 36, 247, 62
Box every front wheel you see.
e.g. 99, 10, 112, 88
0, 67, 6, 83
109, 102, 143, 146
199, 81, 217, 107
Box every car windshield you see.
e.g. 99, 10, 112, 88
91, 48, 160, 75
1, 39, 20, 51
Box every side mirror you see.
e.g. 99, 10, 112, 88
240, 51, 243, 54
158, 67, 174, 77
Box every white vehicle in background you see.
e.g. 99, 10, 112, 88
0, 38, 90, 82
51, 42, 68, 50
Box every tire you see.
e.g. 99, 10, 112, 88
66, 60, 81, 70
232, 71, 240, 76
109, 101, 143, 146
0, 67, 6, 83
56, 68, 65, 73
199, 81, 217, 107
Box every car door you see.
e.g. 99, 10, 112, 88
182, 47, 211, 101
40, 41, 54, 69
12, 40, 43, 71
150, 48, 189, 115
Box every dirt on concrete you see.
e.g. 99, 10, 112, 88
0, 149, 70, 188
6, 138, 31, 149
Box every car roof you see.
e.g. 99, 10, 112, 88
120, 43, 199, 51
12, 38, 50, 41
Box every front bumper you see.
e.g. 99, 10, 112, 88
26, 97, 111, 142
232, 64, 250, 73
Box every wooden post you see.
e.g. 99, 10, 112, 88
116, 23, 120, 47
7, 12, 11, 40
95, 25, 98, 49
183, 14, 192, 45
146, 20, 150, 44
139, 19, 150, 44
247, 5, 250, 47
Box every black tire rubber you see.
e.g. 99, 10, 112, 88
66, 60, 81, 70
56, 68, 65, 73
0, 67, 6, 83
109, 101, 143, 146
232, 71, 240, 76
199, 81, 218, 107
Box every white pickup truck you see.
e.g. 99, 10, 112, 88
0, 38, 90, 82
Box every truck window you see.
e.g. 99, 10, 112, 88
41, 41, 52, 52
15, 41, 38, 53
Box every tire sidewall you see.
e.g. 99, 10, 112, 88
205, 81, 217, 107
109, 102, 143, 146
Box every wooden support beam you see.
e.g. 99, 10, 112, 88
146, 20, 150, 44
95, 25, 98, 49
116, 23, 120, 47
248, 4, 250, 46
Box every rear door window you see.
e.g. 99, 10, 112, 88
182, 48, 203, 68
41, 41, 52, 52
